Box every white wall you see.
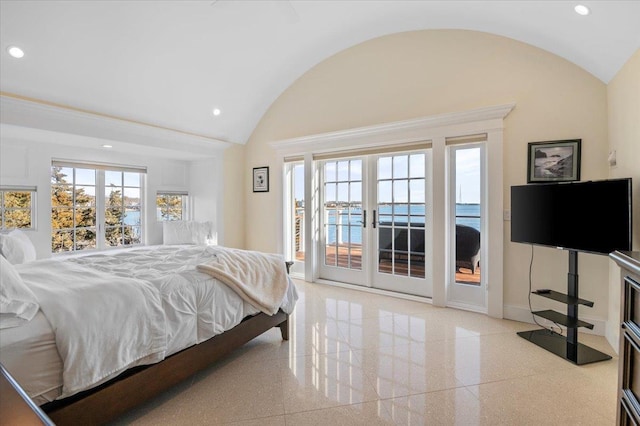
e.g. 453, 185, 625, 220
189, 157, 224, 245
0, 136, 224, 258
221, 143, 245, 249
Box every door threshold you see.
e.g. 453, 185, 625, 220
446, 300, 487, 314
315, 279, 433, 305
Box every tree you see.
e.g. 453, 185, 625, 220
157, 194, 183, 221
105, 186, 134, 246
51, 166, 95, 252
2, 191, 32, 228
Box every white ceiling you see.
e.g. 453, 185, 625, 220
1, 1, 639, 147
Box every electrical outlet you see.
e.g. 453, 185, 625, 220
503, 210, 511, 221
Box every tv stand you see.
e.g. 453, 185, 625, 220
517, 249, 612, 365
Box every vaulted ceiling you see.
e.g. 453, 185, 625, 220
1, 1, 639, 148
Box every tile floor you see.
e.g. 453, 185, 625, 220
112, 279, 618, 425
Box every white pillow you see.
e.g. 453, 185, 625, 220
0, 255, 39, 329
192, 221, 214, 245
0, 229, 37, 265
163, 221, 213, 245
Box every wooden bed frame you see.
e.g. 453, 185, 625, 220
40, 310, 289, 425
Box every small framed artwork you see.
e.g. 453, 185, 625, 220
253, 166, 269, 192
527, 139, 581, 183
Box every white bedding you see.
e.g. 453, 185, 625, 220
196, 247, 290, 315
19, 259, 167, 399
0, 244, 298, 404
0, 312, 62, 404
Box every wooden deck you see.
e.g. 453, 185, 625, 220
296, 245, 480, 285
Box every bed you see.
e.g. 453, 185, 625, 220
0, 242, 298, 425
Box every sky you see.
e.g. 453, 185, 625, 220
294, 147, 481, 205
54, 167, 142, 201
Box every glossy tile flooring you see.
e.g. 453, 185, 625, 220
112, 279, 618, 425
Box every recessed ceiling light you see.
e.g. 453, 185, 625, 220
212, 108, 221, 116
574, 5, 590, 15
102, 144, 113, 148
7, 46, 25, 59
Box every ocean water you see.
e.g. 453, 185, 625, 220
124, 210, 141, 226
326, 203, 480, 244
455, 204, 481, 230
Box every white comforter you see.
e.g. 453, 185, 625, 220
7, 244, 298, 402
18, 260, 167, 399
69, 245, 297, 354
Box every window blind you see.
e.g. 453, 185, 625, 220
445, 134, 487, 146
156, 190, 188, 196
0, 185, 37, 192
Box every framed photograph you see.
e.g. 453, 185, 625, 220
253, 166, 269, 192
527, 139, 581, 183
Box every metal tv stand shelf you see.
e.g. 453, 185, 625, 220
517, 249, 612, 365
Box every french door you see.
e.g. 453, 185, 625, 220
318, 151, 432, 298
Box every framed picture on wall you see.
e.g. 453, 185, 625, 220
253, 166, 269, 192
527, 139, 581, 183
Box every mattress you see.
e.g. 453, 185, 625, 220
0, 312, 62, 405
0, 244, 298, 405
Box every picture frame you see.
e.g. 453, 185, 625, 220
253, 166, 269, 192
527, 139, 581, 183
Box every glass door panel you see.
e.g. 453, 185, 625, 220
320, 158, 365, 285
373, 152, 431, 297
448, 145, 485, 309
317, 151, 431, 297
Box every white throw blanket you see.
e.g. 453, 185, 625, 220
196, 247, 289, 315
18, 260, 167, 398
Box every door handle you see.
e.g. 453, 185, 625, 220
372, 210, 377, 229
362, 210, 367, 228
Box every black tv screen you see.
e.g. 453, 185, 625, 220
511, 178, 632, 255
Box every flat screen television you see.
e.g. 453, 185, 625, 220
511, 178, 632, 255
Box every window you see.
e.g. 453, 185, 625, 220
0, 186, 36, 230
156, 191, 188, 221
51, 161, 145, 253
105, 170, 142, 247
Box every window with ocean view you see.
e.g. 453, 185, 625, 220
51, 162, 144, 252
105, 170, 141, 247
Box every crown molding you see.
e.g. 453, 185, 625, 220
270, 103, 515, 157
0, 94, 233, 157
